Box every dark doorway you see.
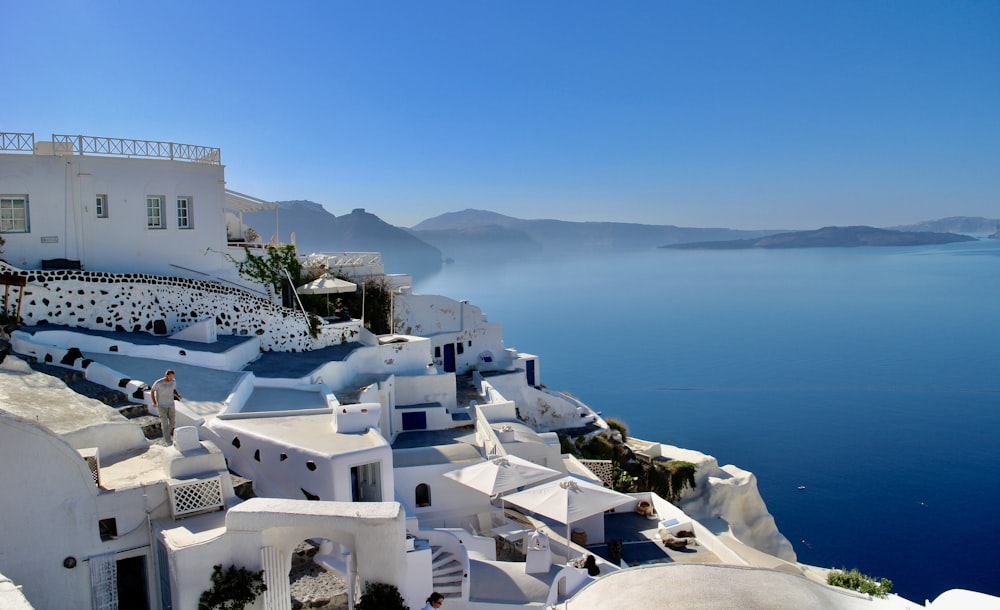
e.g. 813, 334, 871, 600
116, 555, 149, 610
526, 360, 536, 386
443, 343, 456, 373
402, 411, 427, 431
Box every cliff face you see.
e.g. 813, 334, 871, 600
647, 441, 797, 562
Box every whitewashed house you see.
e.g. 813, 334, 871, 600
0, 131, 271, 284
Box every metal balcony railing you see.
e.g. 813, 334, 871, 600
0, 132, 35, 152
51, 133, 221, 164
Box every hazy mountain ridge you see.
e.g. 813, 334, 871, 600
410, 208, 780, 257
889, 216, 1000, 234
241, 202, 443, 274
663, 226, 977, 250
239, 203, 993, 274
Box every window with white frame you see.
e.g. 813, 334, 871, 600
0, 196, 29, 233
95, 194, 108, 218
146, 196, 164, 229
176, 196, 192, 229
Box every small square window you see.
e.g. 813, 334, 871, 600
95, 194, 108, 218
456, 343, 464, 355
98, 518, 118, 541
176, 196, 193, 229
146, 196, 164, 229
0, 196, 29, 233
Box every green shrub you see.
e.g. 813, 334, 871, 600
557, 433, 578, 455
355, 581, 410, 610
612, 467, 638, 493
578, 434, 617, 460
605, 417, 628, 442
198, 564, 267, 610
827, 568, 893, 598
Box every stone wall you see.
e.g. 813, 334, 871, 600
1, 262, 360, 352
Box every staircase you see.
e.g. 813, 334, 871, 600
453, 372, 485, 423
430, 545, 464, 599
24, 359, 165, 443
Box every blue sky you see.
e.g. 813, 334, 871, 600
3, 1, 998, 229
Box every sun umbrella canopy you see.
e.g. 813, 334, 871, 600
443, 455, 560, 497
295, 276, 357, 295
502, 476, 632, 525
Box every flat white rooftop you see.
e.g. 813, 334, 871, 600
217, 413, 386, 454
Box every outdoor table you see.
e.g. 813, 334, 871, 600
493, 522, 533, 550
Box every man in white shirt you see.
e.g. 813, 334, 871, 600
151, 369, 182, 444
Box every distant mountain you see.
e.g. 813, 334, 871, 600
413, 209, 523, 231
663, 226, 977, 250
241, 202, 442, 274
410, 208, 779, 259
889, 216, 1000, 235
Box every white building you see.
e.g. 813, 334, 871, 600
0, 131, 270, 284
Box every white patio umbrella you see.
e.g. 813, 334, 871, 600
502, 476, 632, 548
443, 455, 560, 497
296, 276, 357, 317
295, 276, 357, 295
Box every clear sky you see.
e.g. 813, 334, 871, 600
3, 1, 998, 229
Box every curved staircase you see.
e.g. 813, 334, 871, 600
430, 545, 464, 599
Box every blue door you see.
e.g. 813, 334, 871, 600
443, 343, 456, 373
526, 359, 536, 386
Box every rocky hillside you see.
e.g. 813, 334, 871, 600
240, 202, 442, 275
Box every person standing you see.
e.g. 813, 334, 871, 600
151, 369, 182, 444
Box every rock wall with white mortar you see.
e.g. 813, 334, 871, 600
1, 262, 361, 352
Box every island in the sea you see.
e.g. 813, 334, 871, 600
660, 225, 976, 249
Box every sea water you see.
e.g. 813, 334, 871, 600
413, 239, 1000, 602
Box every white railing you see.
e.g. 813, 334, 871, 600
0, 132, 34, 152
301, 252, 384, 278
51, 133, 221, 164
167, 475, 225, 518
474, 406, 508, 459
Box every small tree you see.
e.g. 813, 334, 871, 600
231, 244, 302, 295
355, 581, 409, 610
198, 564, 267, 610
359, 276, 394, 335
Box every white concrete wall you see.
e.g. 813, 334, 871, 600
486, 372, 601, 432
0, 151, 234, 278
394, 290, 513, 374
205, 417, 394, 504
13, 328, 261, 372
394, 369, 455, 409
0, 414, 105, 609
393, 462, 495, 525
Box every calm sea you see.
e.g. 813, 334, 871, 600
413, 239, 1000, 603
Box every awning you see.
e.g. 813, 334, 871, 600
224, 189, 279, 213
